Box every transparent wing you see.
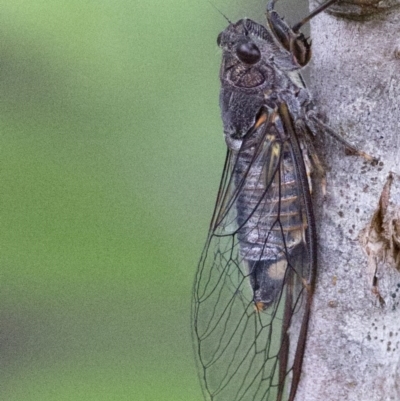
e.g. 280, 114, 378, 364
192, 105, 315, 401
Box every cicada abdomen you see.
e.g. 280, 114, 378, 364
232, 119, 312, 311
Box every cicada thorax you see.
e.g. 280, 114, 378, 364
233, 129, 307, 310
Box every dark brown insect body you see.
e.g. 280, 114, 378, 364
192, 1, 368, 400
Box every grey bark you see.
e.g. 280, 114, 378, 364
296, 2, 400, 400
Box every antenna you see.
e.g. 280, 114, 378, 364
207, 0, 232, 24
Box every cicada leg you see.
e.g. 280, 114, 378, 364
306, 111, 378, 163
296, 119, 327, 196
266, 0, 340, 67
266, 0, 311, 67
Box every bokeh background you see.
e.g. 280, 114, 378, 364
0, 1, 305, 400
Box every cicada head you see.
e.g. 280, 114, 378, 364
217, 16, 311, 151
217, 19, 279, 151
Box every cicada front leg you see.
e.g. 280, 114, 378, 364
266, 0, 340, 67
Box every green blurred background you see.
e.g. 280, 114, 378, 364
0, 1, 305, 400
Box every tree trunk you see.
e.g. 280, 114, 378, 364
297, 2, 400, 400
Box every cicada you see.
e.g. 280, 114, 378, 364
192, 1, 371, 400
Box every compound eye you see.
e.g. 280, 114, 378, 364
236, 41, 261, 64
